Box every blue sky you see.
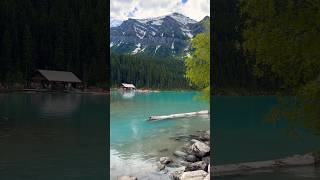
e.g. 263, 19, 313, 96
110, 0, 210, 21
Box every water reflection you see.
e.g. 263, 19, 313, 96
0, 93, 108, 180
40, 94, 81, 119
121, 91, 136, 99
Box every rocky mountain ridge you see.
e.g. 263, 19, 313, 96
110, 13, 209, 57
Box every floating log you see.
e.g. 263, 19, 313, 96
212, 153, 316, 177
148, 110, 209, 121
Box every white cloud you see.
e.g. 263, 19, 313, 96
110, 0, 210, 21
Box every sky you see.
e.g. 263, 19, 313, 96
110, 0, 210, 21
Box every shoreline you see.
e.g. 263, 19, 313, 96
119, 130, 211, 180
0, 88, 110, 95
212, 153, 320, 177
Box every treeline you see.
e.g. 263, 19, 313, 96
0, 0, 108, 86
110, 53, 190, 89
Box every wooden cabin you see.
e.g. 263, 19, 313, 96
31, 69, 82, 90
121, 83, 136, 90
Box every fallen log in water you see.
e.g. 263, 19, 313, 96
212, 153, 316, 177
148, 110, 209, 121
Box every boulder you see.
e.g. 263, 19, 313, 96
185, 155, 198, 162
118, 176, 137, 180
190, 140, 210, 157
185, 161, 207, 171
160, 157, 172, 164
180, 170, 208, 180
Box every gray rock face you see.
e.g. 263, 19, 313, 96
185, 161, 208, 171
110, 13, 208, 57
118, 176, 138, 180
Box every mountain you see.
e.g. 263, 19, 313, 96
110, 17, 123, 27
110, 13, 209, 58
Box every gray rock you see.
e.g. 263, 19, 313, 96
169, 168, 185, 180
157, 162, 166, 171
185, 155, 198, 162
160, 156, 172, 164
190, 140, 210, 157
174, 150, 188, 158
204, 174, 210, 180
199, 131, 210, 141
118, 176, 138, 180
202, 156, 210, 166
185, 161, 207, 171
180, 170, 208, 180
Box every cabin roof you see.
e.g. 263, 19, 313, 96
121, 83, 136, 88
37, 69, 82, 83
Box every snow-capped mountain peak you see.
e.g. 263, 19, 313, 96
110, 13, 209, 57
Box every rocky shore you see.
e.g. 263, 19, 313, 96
118, 130, 211, 180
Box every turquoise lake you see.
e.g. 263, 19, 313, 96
0, 93, 108, 180
110, 91, 210, 179
2, 93, 320, 179
214, 96, 320, 179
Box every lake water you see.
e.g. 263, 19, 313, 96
110, 91, 209, 179
0, 92, 108, 180
213, 96, 320, 179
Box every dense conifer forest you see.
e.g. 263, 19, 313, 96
110, 53, 190, 89
0, 0, 108, 87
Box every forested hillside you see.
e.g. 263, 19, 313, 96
110, 53, 190, 89
0, 0, 108, 86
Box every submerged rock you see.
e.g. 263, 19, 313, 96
157, 162, 166, 171
198, 131, 210, 141
159, 148, 169, 152
185, 161, 207, 172
160, 156, 172, 164
118, 176, 138, 180
180, 170, 208, 180
185, 155, 198, 162
174, 150, 188, 158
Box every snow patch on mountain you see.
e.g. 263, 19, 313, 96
134, 26, 146, 39
169, 13, 197, 25
132, 43, 142, 54
151, 19, 163, 25
155, 45, 161, 53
